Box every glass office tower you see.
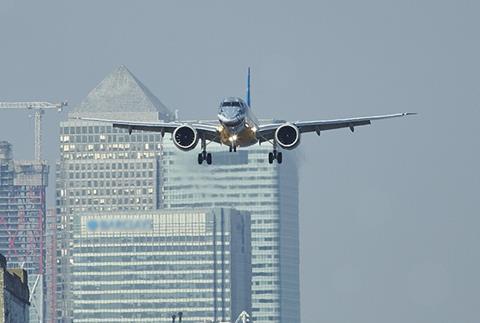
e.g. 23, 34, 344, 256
72, 208, 251, 323
56, 65, 172, 321
162, 142, 300, 323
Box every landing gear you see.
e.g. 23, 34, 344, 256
206, 152, 212, 164
198, 152, 212, 165
268, 140, 283, 164
268, 152, 274, 164
268, 150, 283, 164
229, 145, 237, 152
198, 136, 212, 165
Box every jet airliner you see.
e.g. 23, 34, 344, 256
79, 69, 415, 165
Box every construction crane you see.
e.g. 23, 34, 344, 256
0, 101, 67, 161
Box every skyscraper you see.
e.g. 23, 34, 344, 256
71, 208, 251, 322
0, 141, 49, 323
45, 209, 58, 323
56, 65, 172, 321
162, 142, 300, 323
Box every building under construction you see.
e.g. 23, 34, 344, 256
0, 141, 48, 323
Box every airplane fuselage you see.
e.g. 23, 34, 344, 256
217, 97, 259, 148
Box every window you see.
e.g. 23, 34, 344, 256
221, 101, 242, 107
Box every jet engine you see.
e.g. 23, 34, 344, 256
275, 123, 301, 149
173, 125, 199, 151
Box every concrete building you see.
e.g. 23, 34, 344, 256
0, 254, 30, 323
0, 142, 48, 323
55, 65, 172, 321
162, 142, 300, 323
71, 208, 251, 323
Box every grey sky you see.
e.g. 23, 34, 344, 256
1, 1, 479, 322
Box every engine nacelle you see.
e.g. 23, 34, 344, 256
275, 123, 301, 150
172, 125, 199, 151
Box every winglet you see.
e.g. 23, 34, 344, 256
246, 67, 251, 107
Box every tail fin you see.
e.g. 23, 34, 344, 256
246, 67, 251, 107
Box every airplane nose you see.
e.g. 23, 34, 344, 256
218, 113, 244, 126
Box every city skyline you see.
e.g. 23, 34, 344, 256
0, 1, 478, 322
53, 65, 299, 322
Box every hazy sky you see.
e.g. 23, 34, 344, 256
0, 1, 479, 322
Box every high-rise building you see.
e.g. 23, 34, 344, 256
56, 65, 300, 322
162, 142, 300, 323
0, 141, 48, 323
0, 254, 30, 323
45, 209, 57, 323
55, 65, 172, 321
71, 208, 251, 323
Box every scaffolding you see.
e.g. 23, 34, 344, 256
0, 141, 49, 323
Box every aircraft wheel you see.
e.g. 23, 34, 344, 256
268, 152, 274, 164
233, 145, 237, 152
198, 153, 204, 165
277, 152, 283, 164
206, 153, 212, 165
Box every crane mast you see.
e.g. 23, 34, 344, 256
0, 101, 67, 161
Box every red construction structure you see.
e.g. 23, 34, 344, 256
0, 141, 48, 322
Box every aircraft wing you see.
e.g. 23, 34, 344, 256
76, 117, 221, 142
257, 112, 415, 141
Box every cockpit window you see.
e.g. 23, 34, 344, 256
221, 101, 241, 107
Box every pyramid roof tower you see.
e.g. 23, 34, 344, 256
69, 65, 172, 121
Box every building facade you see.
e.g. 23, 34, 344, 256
162, 142, 300, 323
71, 208, 251, 322
44, 209, 57, 323
0, 142, 48, 323
0, 254, 30, 323
55, 66, 172, 321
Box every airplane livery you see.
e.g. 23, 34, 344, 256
80, 69, 415, 165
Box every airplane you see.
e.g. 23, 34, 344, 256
78, 68, 415, 165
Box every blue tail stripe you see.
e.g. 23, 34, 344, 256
246, 67, 251, 107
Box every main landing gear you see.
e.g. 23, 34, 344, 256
268, 140, 282, 164
198, 151, 212, 165
268, 150, 283, 164
198, 136, 212, 165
